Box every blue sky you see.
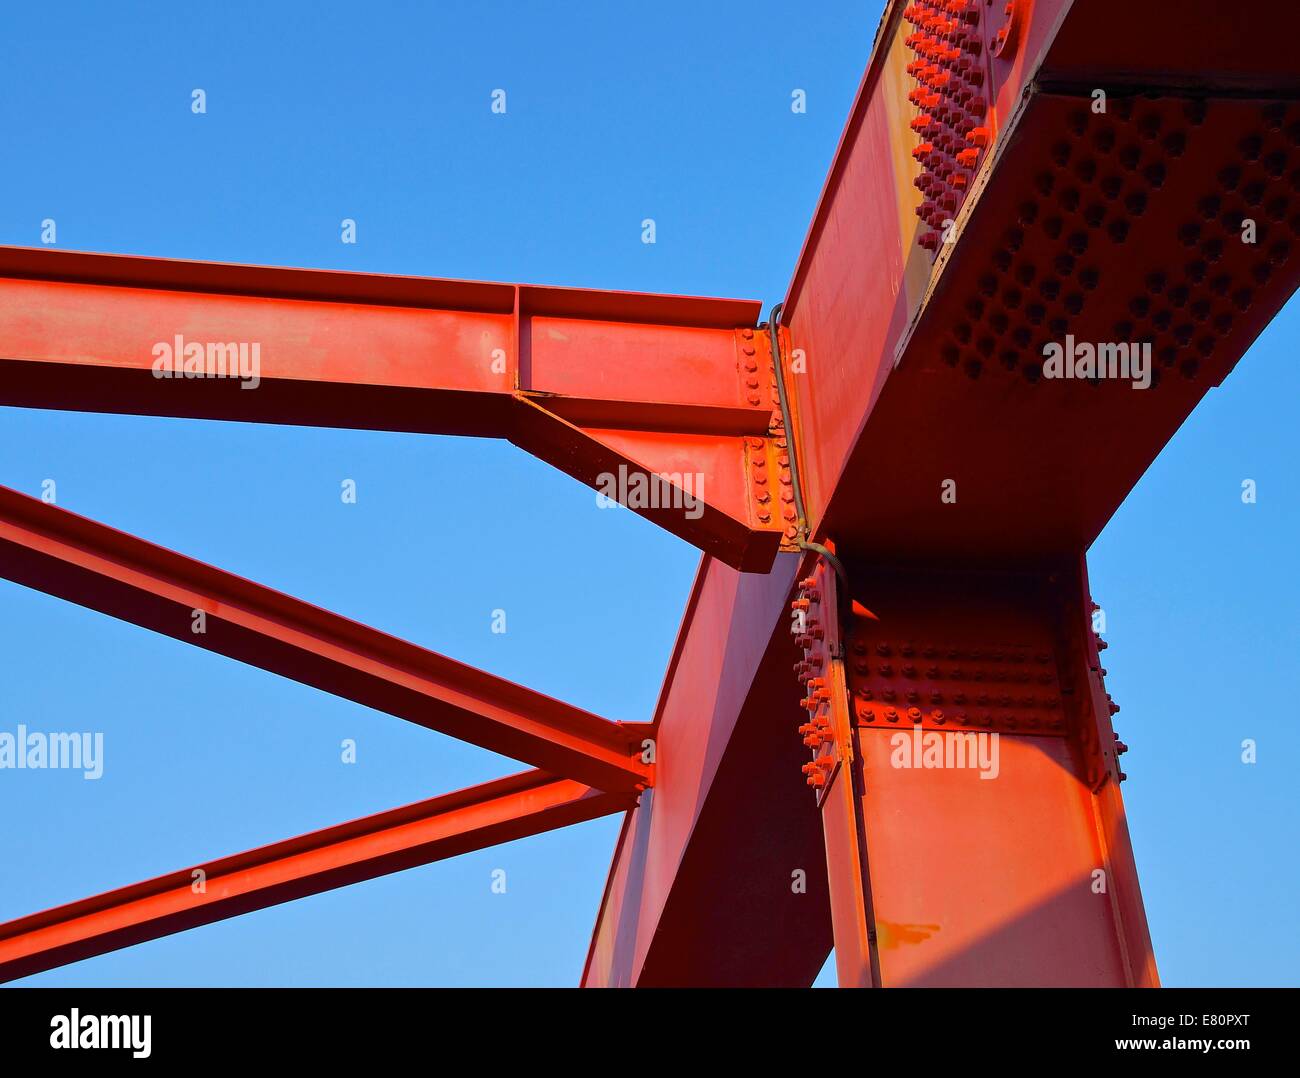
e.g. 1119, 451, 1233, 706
0, 1, 1295, 987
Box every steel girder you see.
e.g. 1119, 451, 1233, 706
2, 0, 1298, 988
0, 237, 785, 979
0, 484, 649, 795
0, 770, 632, 983
583, 0, 1300, 986
0, 246, 788, 572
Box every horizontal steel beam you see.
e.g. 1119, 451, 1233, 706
0, 246, 785, 570
0, 485, 650, 793
0, 770, 633, 983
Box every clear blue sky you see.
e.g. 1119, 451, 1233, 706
1, 1, 1295, 987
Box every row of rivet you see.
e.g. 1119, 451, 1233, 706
743, 325, 800, 544
903, 0, 989, 254
793, 569, 835, 788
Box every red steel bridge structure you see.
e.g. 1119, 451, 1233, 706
1, 0, 1297, 986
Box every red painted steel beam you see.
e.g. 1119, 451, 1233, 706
782, 0, 1300, 561
0, 769, 633, 983
792, 552, 1158, 987
0, 484, 650, 794
583, 554, 832, 987
3, 0, 1290, 989
0, 246, 787, 571
770, 0, 1300, 986
588, 0, 1300, 987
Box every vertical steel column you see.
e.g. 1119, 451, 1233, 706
794, 554, 1158, 987
793, 553, 879, 986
